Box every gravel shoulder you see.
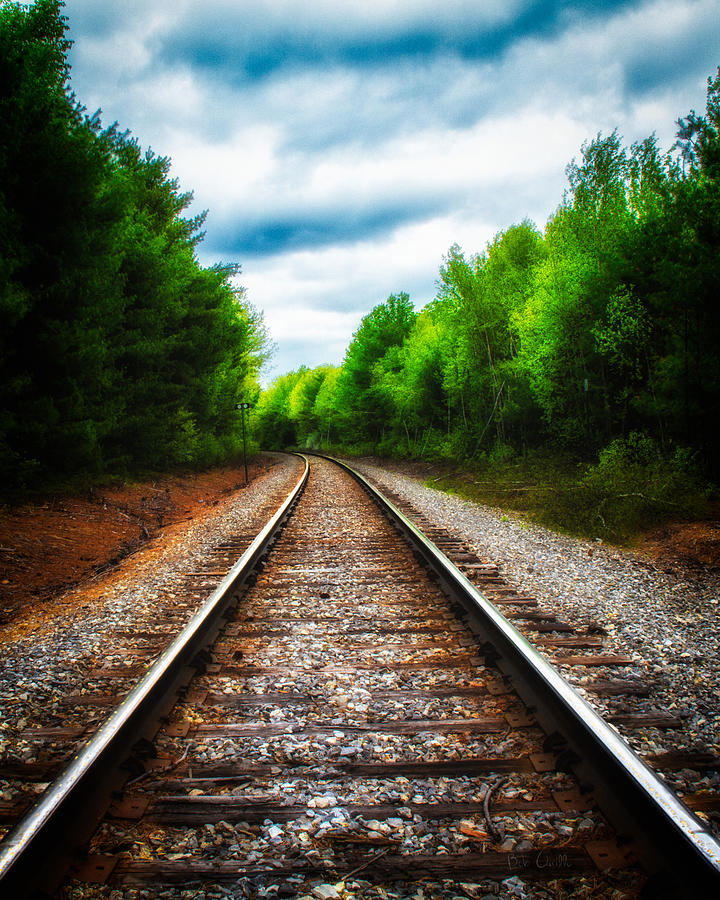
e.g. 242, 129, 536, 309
348, 458, 720, 793
0, 453, 304, 769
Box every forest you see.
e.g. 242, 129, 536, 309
253, 68, 720, 537
0, 0, 268, 496
2, 0, 718, 540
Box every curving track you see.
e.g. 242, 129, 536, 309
1, 455, 719, 899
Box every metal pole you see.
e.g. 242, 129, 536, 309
241, 403, 248, 484
236, 401, 253, 485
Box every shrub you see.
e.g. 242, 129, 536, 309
485, 440, 516, 466
579, 432, 709, 539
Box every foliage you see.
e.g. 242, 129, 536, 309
576, 434, 708, 539
433, 436, 709, 544
252, 66, 720, 540
334, 292, 417, 442
0, 1, 268, 494
253, 370, 304, 451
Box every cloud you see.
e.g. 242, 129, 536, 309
187, 106, 587, 259
619, 2, 720, 97
259, 306, 360, 380
66, 0, 718, 163
154, 0, 644, 84
62, 0, 720, 379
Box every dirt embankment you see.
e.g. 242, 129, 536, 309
0, 457, 278, 624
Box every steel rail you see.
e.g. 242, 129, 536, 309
329, 455, 720, 897
0, 455, 309, 899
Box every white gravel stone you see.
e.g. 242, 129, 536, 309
350, 459, 720, 780
311, 886, 341, 900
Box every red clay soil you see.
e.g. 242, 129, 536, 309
2, 454, 717, 633
0, 457, 278, 626
640, 519, 720, 571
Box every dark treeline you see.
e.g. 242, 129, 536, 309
255, 70, 720, 486
0, 0, 267, 495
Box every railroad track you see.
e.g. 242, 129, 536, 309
1, 455, 719, 898
355, 470, 720, 795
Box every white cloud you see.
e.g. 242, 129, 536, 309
166, 125, 283, 216
178, 106, 587, 242
63, 0, 719, 379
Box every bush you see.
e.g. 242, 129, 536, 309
426, 436, 712, 546
579, 432, 709, 540
484, 440, 516, 466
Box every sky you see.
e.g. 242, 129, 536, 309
62, 0, 719, 382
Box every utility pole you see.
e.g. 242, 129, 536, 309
236, 401, 253, 484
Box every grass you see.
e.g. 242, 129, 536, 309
426, 443, 714, 546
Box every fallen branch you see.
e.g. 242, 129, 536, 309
483, 776, 508, 842
126, 744, 190, 788
428, 470, 460, 484
344, 846, 392, 879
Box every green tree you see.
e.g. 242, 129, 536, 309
312, 366, 342, 446
334, 292, 416, 444
0, 0, 126, 481
513, 132, 664, 449
253, 371, 303, 450
435, 226, 543, 454
287, 365, 334, 446
639, 69, 720, 465
0, 1, 269, 490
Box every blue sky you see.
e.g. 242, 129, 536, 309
62, 0, 719, 382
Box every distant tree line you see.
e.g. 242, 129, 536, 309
0, 0, 268, 494
254, 68, 720, 478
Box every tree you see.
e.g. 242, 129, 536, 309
312, 367, 342, 445
253, 371, 303, 450
0, 0, 269, 490
435, 227, 543, 453
0, 0, 125, 480
640, 69, 720, 465
334, 292, 416, 443
287, 365, 334, 446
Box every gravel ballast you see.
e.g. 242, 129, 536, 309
349, 459, 720, 795
0, 455, 304, 781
